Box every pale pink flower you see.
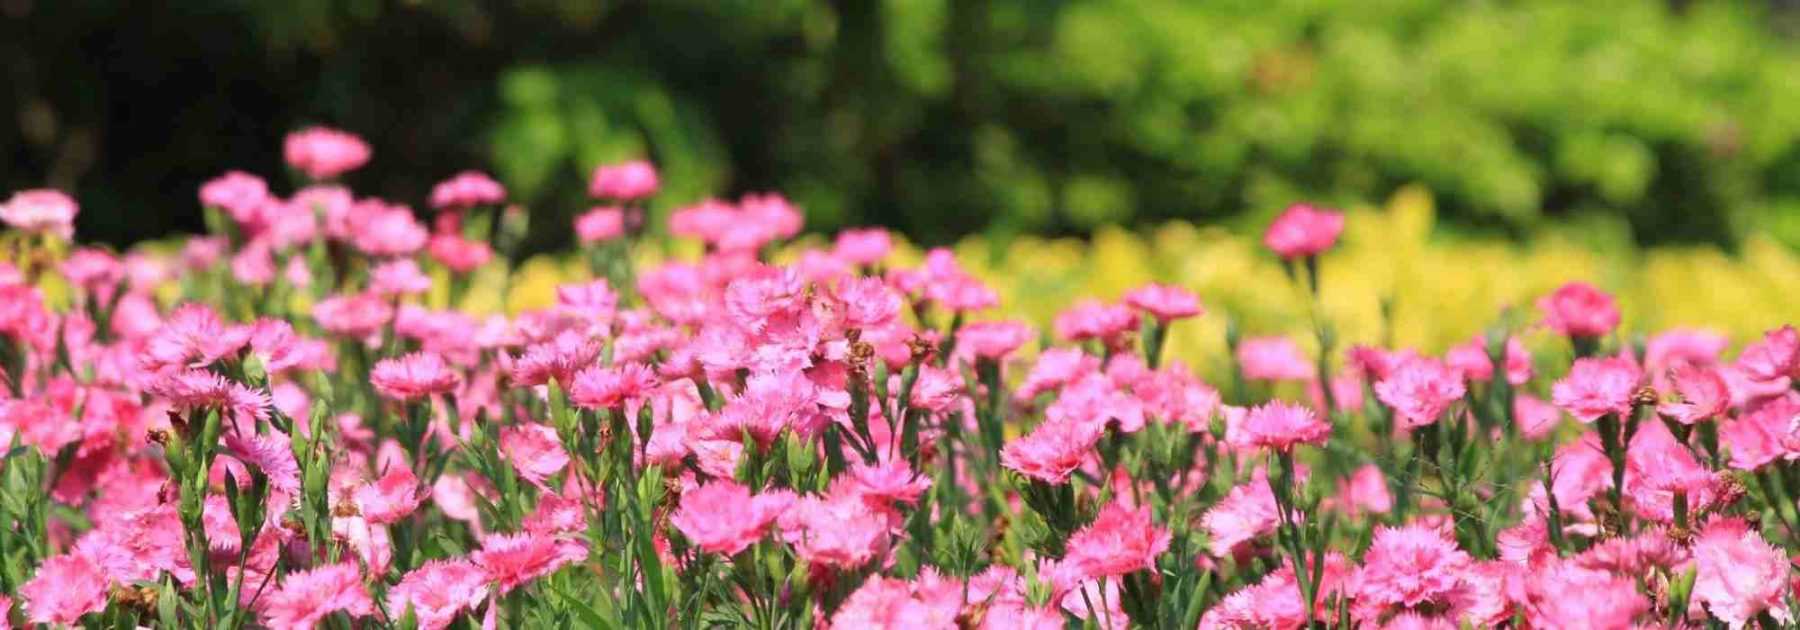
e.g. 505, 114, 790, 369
1, 189, 78, 239
833, 228, 893, 266
1202, 473, 1280, 557
1646, 327, 1730, 371
1722, 393, 1800, 471
355, 465, 425, 525
1374, 357, 1467, 428
370, 352, 461, 401
574, 206, 626, 243
370, 258, 433, 296
670, 480, 794, 556
1517, 560, 1648, 629
1349, 524, 1472, 624
312, 291, 396, 339
1659, 364, 1730, 424
352, 206, 428, 257
1551, 356, 1642, 423
1334, 463, 1393, 517
1053, 299, 1138, 344
588, 160, 659, 200
508, 335, 601, 386
1124, 283, 1203, 322
199, 171, 271, 219
387, 560, 490, 630
429, 171, 505, 209
500, 423, 569, 488
284, 126, 371, 180
1236, 336, 1314, 381
1000, 420, 1101, 484
1738, 325, 1799, 382
19, 553, 108, 625
844, 459, 932, 507
832, 573, 964, 629
1692, 518, 1792, 627
832, 276, 902, 330
568, 362, 658, 410
1263, 203, 1344, 259
956, 320, 1033, 361
1229, 400, 1330, 451
259, 562, 375, 630
1538, 281, 1620, 339
777, 493, 892, 570
1443, 336, 1531, 385
471, 532, 589, 594
1513, 393, 1563, 439
1065, 502, 1171, 579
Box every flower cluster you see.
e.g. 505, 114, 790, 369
1, 128, 1796, 630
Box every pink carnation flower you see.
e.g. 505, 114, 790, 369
670, 480, 794, 556
957, 320, 1033, 361
19, 553, 108, 625
1202, 473, 1280, 557
1236, 336, 1314, 381
1, 189, 78, 239
1692, 518, 1793, 627
427, 233, 493, 274
370, 258, 433, 296
1263, 203, 1344, 259
1551, 356, 1642, 423
387, 560, 490, 630
472, 532, 589, 594
1065, 502, 1171, 579
429, 171, 505, 210
1000, 419, 1102, 484
568, 362, 658, 410
1659, 364, 1730, 424
500, 423, 570, 489
1053, 299, 1138, 344
1123, 283, 1203, 322
1228, 400, 1331, 451
370, 352, 461, 401
1738, 325, 1799, 382
259, 562, 375, 630
354, 465, 425, 525
588, 160, 659, 200
284, 126, 371, 180
574, 206, 627, 243
1538, 281, 1620, 339
199, 171, 271, 219
833, 228, 893, 266
1349, 524, 1473, 624
1373, 357, 1467, 428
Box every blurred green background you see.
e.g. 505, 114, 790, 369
6, 0, 1800, 252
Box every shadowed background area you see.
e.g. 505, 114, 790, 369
6, 0, 1800, 253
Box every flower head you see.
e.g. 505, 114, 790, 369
20, 553, 108, 625
1659, 364, 1730, 424
259, 562, 374, 630
1374, 357, 1467, 428
370, 352, 461, 402
388, 560, 489, 630
1551, 356, 1642, 423
1538, 281, 1620, 339
588, 160, 660, 200
472, 532, 588, 594
574, 206, 627, 243
429, 171, 505, 210
1065, 502, 1171, 579
284, 127, 371, 180
670, 480, 794, 556
1739, 325, 1799, 382
2, 189, 78, 239
1263, 203, 1344, 259
1123, 283, 1203, 322
1237, 336, 1314, 381
1692, 518, 1792, 628
1229, 401, 1331, 451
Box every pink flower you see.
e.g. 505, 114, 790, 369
1334, 464, 1393, 517
1551, 356, 1642, 423
568, 362, 658, 410
1053, 299, 1138, 344
429, 171, 505, 209
352, 206, 428, 257
1513, 393, 1562, 439
1538, 281, 1620, 339
1065, 502, 1171, 579
832, 276, 902, 330
1123, 283, 1203, 322
574, 206, 626, 243
1236, 336, 1314, 381
199, 171, 271, 218
355, 465, 425, 524
370, 258, 433, 296
833, 228, 893, 266
832, 573, 965, 628
1659, 364, 1730, 424
427, 233, 493, 274
1722, 393, 1800, 471
1349, 524, 1472, 624
844, 460, 932, 507
1646, 327, 1730, 371
1373, 357, 1467, 428
500, 424, 569, 488
1229, 401, 1331, 451
387, 560, 490, 630
588, 160, 660, 200
1263, 203, 1344, 259
1202, 473, 1280, 557
222, 431, 301, 495
1518, 559, 1648, 629
1738, 325, 1799, 382
370, 352, 461, 401
1, 189, 78, 239
1692, 518, 1792, 627
1000, 419, 1101, 484
19, 553, 108, 625
141, 303, 251, 370
508, 335, 601, 387
284, 126, 371, 180
1443, 336, 1531, 385
312, 291, 395, 339
471, 532, 589, 594
148, 368, 269, 420
259, 562, 375, 630
957, 320, 1033, 361
670, 480, 794, 556
777, 493, 892, 569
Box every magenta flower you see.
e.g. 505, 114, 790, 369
428, 233, 494, 274
199, 171, 271, 219
568, 362, 658, 410
1551, 356, 1642, 423
472, 532, 588, 595
19, 553, 108, 625
588, 159, 660, 200
1000, 419, 1101, 484
354, 465, 425, 525
1228, 400, 1331, 451
1263, 203, 1344, 259
1349, 524, 1473, 624
1538, 281, 1620, 339
1065, 501, 1171, 579
1373, 357, 1467, 428
284, 126, 371, 180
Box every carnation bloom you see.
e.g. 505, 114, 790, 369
500, 424, 570, 488
429, 171, 505, 210
588, 160, 660, 200
354, 465, 425, 525
472, 532, 589, 595
670, 480, 794, 556
1, 189, 78, 239
568, 362, 658, 410
1659, 364, 1730, 424
1263, 203, 1344, 259
1334, 463, 1393, 517
1053, 299, 1138, 344
199, 171, 271, 219
1202, 474, 1280, 557
427, 234, 493, 273
1000, 419, 1102, 484
259, 562, 375, 630
1518, 559, 1649, 629
777, 493, 892, 569
1443, 335, 1531, 385
1236, 336, 1314, 381
284, 126, 371, 180
1349, 524, 1473, 624
574, 206, 627, 243
956, 320, 1033, 361
1228, 400, 1330, 451
19, 553, 108, 625
387, 560, 490, 630
370, 352, 461, 401
1123, 283, 1203, 322
1551, 356, 1642, 423
833, 228, 893, 266
369, 258, 433, 296
312, 291, 395, 339
1538, 281, 1620, 339
1373, 357, 1467, 428
1692, 518, 1792, 628
1738, 325, 1799, 382
352, 206, 429, 257
1513, 393, 1563, 439
1065, 502, 1171, 579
